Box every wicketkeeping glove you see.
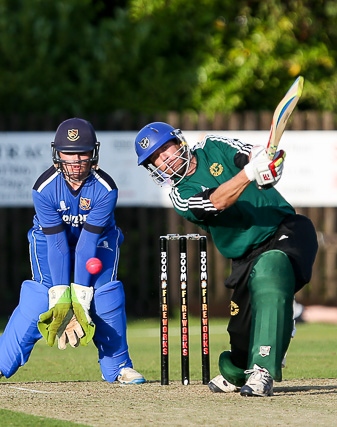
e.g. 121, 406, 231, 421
57, 311, 85, 350
38, 285, 72, 347
70, 283, 95, 345
244, 145, 286, 189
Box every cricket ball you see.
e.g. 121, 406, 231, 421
86, 257, 103, 275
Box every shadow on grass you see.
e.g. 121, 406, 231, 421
274, 383, 337, 395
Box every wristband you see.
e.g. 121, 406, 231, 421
244, 163, 255, 181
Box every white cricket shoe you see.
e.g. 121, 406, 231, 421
240, 364, 273, 397
117, 368, 146, 385
208, 374, 240, 393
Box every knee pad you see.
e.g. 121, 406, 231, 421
91, 281, 132, 382
0, 280, 48, 378
250, 250, 295, 296
19, 280, 49, 320
218, 351, 246, 387
92, 280, 126, 318
248, 250, 295, 381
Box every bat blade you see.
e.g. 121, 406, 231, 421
266, 76, 304, 160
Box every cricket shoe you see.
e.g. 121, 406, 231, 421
117, 368, 146, 385
208, 375, 240, 393
240, 364, 273, 397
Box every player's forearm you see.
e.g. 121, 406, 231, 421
45, 232, 71, 285
74, 228, 100, 286
210, 170, 251, 210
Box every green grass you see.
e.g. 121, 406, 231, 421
0, 409, 87, 427
281, 321, 337, 379
1, 317, 336, 383
0, 318, 336, 426
126, 317, 337, 382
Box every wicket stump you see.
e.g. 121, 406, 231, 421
160, 234, 210, 385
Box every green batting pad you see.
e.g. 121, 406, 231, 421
248, 250, 295, 381
219, 350, 246, 387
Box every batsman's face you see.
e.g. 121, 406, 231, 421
150, 141, 184, 176
59, 151, 92, 182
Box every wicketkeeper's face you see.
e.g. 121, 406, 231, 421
58, 151, 93, 182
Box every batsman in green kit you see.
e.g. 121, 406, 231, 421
135, 122, 318, 397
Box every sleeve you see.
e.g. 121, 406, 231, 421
74, 228, 100, 286
234, 150, 250, 169
45, 232, 71, 286
204, 135, 252, 164
32, 190, 71, 285
186, 188, 219, 220
170, 138, 253, 222
170, 186, 219, 222
217, 138, 251, 170
216, 136, 251, 170
32, 189, 63, 230
84, 188, 118, 231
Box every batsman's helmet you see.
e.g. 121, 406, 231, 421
135, 122, 191, 186
135, 122, 186, 166
51, 117, 100, 167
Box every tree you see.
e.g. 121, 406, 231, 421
0, 0, 336, 117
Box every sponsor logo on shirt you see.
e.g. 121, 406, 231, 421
62, 213, 88, 227
279, 234, 289, 241
57, 200, 70, 211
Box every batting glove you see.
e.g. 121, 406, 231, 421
38, 285, 72, 347
244, 146, 286, 188
57, 311, 85, 350
70, 283, 95, 345
268, 150, 286, 182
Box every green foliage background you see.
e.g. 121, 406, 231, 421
0, 0, 336, 117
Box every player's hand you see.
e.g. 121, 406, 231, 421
57, 311, 85, 350
244, 146, 286, 188
70, 283, 95, 345
38, 285, 72, 346
267, 150, 286, 185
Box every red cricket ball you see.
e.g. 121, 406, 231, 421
86, 257, 103, 275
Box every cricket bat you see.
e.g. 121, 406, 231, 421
266, 76, 304, 160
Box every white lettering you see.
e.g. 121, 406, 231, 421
62, 213, 88, 227
161, 251, 168, 280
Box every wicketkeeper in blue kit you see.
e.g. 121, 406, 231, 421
0, 118, 145, 385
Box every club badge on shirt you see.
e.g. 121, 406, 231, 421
80, 197, 91, 210
209, 163, 224, 177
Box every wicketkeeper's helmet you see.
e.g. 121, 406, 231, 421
51, 117, 100, 168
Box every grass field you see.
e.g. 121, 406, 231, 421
0, 317, 336, 426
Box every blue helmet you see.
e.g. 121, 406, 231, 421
135, 122, 184, 166
135, 122, 191, 187
52, 117, 100, 166
51, 117, 100, 183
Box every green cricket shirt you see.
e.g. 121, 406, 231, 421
170, 135, 295, 259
